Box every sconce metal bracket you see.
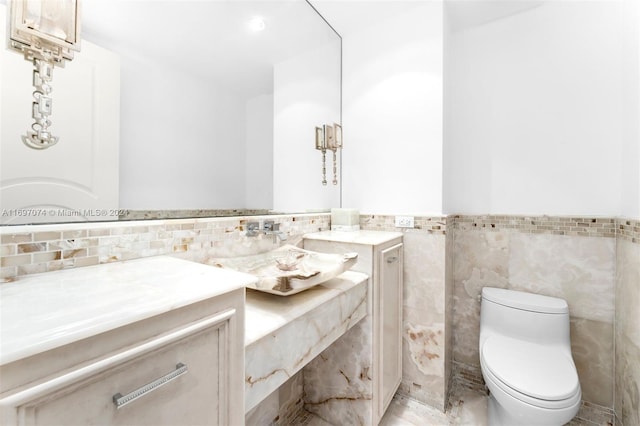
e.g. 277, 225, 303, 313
7, 0, 81, 150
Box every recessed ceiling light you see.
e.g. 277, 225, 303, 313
248, 17, 266, 32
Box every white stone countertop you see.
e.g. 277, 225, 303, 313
0, 256, 257, 366
244, 270, 369, 346
303, 230, 403, 246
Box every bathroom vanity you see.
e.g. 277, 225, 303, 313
303, 231, 403, 425
0, 256, 252, 426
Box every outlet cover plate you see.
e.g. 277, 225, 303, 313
394, 216, 414, 228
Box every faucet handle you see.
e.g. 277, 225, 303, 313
247, 221, 260, 237
264, 220, 276, 232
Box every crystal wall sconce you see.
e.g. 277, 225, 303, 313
8, 0, 81, 150
315, 123, 342, 186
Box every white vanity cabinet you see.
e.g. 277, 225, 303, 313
303, 231, 403, 425
0, 256, 253, 426
378, 243, 403, 415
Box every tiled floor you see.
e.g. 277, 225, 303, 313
296, 380, 614, 426
378, 383, 488, 426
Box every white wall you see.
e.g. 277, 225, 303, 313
117, 50, 247, 210
444, 1, 631, 216
621, 0, 640, 219
245, 94, 274, 209
272, 41, 341, 212
317, 1, 444, 216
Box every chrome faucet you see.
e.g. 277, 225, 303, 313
246, 221, 261, 237
264, 220, 287, 243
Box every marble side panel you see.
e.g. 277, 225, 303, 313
246, 390, 279, 426
616, 334, 640, 426
615, 239, 640, 426
277, 371, 306, 425
303, 316, 374, 426
452, 229, 510, 367
509, 233, 616, 323
246, 372, 305, 426
244, 272, 368, 412
401, 318, 446, 410
399, 232, 448, 410
570, 318, 614, 407
403, 232, 446, 321
444, 231, 454, 407
616, 239, 640, 350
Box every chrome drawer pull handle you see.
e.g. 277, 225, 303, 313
112, 363, 188, 409
386, 256, 398, 263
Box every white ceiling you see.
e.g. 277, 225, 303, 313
81, 0, 340, 98
445, 0, 544, 32
311, 0, 544, 36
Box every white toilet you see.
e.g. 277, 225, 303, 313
479, 287, 581, 426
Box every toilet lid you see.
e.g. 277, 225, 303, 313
481, 336, 580, 401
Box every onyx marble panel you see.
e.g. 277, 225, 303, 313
452, 229, 510, 367
509, 233, 615, 323
398, 231, 449, 411
615, 238, 640, 426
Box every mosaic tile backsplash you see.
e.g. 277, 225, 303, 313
0, 214, 330, 281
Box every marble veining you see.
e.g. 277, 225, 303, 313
399, 230, 450, 410
244, 271, 368, 413
509, 233, 615, 323
0, 256, 255, 365
404, 321, 445, 377
303, 317, 374, 426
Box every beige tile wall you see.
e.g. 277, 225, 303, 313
363, 214, 637, 417
451, 215, 638, 415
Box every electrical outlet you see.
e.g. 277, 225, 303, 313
394, 216, 414, 228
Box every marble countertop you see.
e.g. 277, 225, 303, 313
245, 270, 369, 346
0, 256, 257, 366
304, 230, 403, 246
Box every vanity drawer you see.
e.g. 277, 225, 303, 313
1, 309, 237, 426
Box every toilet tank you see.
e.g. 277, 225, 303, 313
480, 287, 571, 350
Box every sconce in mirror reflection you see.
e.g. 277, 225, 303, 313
8, 0, 81, 150
315, 123, 342, 186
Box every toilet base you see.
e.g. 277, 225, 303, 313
487, 391, 579, 426
488, 393, 526, 426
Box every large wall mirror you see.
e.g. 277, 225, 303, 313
0, 0, 341, 225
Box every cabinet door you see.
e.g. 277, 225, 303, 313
0, 309, 240, 426
379, 243, 403, 417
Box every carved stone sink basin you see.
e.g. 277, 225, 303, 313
211, 245, 358, 296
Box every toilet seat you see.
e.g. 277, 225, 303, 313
481, 335, 581, 409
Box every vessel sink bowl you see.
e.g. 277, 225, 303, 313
211, 244, 358, 296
